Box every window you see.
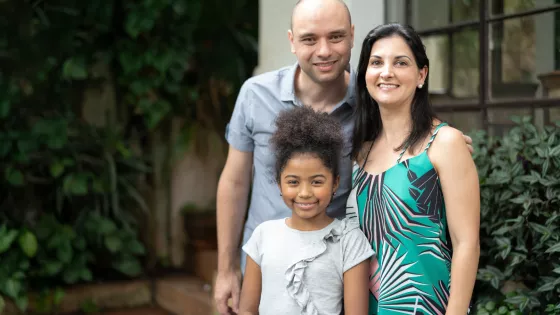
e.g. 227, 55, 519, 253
386, 0, 560, 135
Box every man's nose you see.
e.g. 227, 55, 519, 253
316, 39, 332, 58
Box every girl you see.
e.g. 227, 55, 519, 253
347, 23, 480, 314
239, 106, 373, 315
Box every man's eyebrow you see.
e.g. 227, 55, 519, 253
298, 29, 347, 38
298, 32, 316, 38
329, 29, 347, 35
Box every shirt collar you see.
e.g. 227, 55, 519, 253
280, 62, 356, 108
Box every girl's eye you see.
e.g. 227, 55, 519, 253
287, 180, 298, 185
312, 180, 324, 185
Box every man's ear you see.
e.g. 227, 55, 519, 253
288, 30, 296, 53
350, 24, 355, 48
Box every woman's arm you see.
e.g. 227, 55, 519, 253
239, 256, 262, 315
431, 127, 480, 315
343, 260, 370, 315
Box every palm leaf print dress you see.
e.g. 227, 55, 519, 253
346, 123, 452, 315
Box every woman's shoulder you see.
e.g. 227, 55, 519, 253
431, 122, 466, 148
428, 122, 473, 168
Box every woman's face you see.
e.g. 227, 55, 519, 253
365, 35, 427, 110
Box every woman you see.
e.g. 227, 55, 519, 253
346, 23, 480, 314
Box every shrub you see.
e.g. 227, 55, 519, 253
473, 117, 560, 312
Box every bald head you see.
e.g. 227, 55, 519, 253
290, 0, 352, 30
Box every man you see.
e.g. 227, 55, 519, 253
214, 0, 471, 314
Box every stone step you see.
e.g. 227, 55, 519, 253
155, 276, 214, 315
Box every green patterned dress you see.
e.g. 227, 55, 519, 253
346, 123, 453, 315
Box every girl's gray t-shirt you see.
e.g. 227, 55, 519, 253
242, 217, 373, 315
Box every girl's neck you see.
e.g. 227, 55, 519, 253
287, 213, 334, 231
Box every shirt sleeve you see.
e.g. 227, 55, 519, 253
225, 80, 255, 152
242, 223, 263, 266
342, 228, 374, 273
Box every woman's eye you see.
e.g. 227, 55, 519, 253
370, 60, 381, 66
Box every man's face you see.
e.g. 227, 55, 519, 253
289, 0, 354, 85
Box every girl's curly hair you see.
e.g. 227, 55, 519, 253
270, 106, 344, 182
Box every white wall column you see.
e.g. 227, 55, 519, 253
254, 0, 298, 75
347, 0, 385, 69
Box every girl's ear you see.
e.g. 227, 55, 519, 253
333, 175, 340, 193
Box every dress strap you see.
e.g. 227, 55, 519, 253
396, 143, 410, 164
423, 122, 448, 152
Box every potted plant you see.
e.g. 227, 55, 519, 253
181, 203, 217, 251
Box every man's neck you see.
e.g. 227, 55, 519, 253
294, 67, 349, 113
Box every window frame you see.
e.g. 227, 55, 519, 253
396, 0, 560, 130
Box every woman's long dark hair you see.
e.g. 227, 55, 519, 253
351, 23, 438, 161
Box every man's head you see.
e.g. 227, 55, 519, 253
288, 0, 354, 85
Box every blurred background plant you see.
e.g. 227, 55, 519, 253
0, 0, 257, 311
472, 117, 560, 314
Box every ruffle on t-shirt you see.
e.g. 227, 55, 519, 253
284, 218, 360, 315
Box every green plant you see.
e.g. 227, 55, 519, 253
472, 116, 560, 312
474, 294, 523, 315
0, 0, 257, 310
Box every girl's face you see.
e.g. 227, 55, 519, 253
365, 35, 427, 109
279, 154, 339, 221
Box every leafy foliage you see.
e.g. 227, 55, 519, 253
0, 0, 257, 311
473, 117, 560, 313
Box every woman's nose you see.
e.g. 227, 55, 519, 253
380, 64, 394, 79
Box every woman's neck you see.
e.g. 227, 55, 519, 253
378, 102, 412, 149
